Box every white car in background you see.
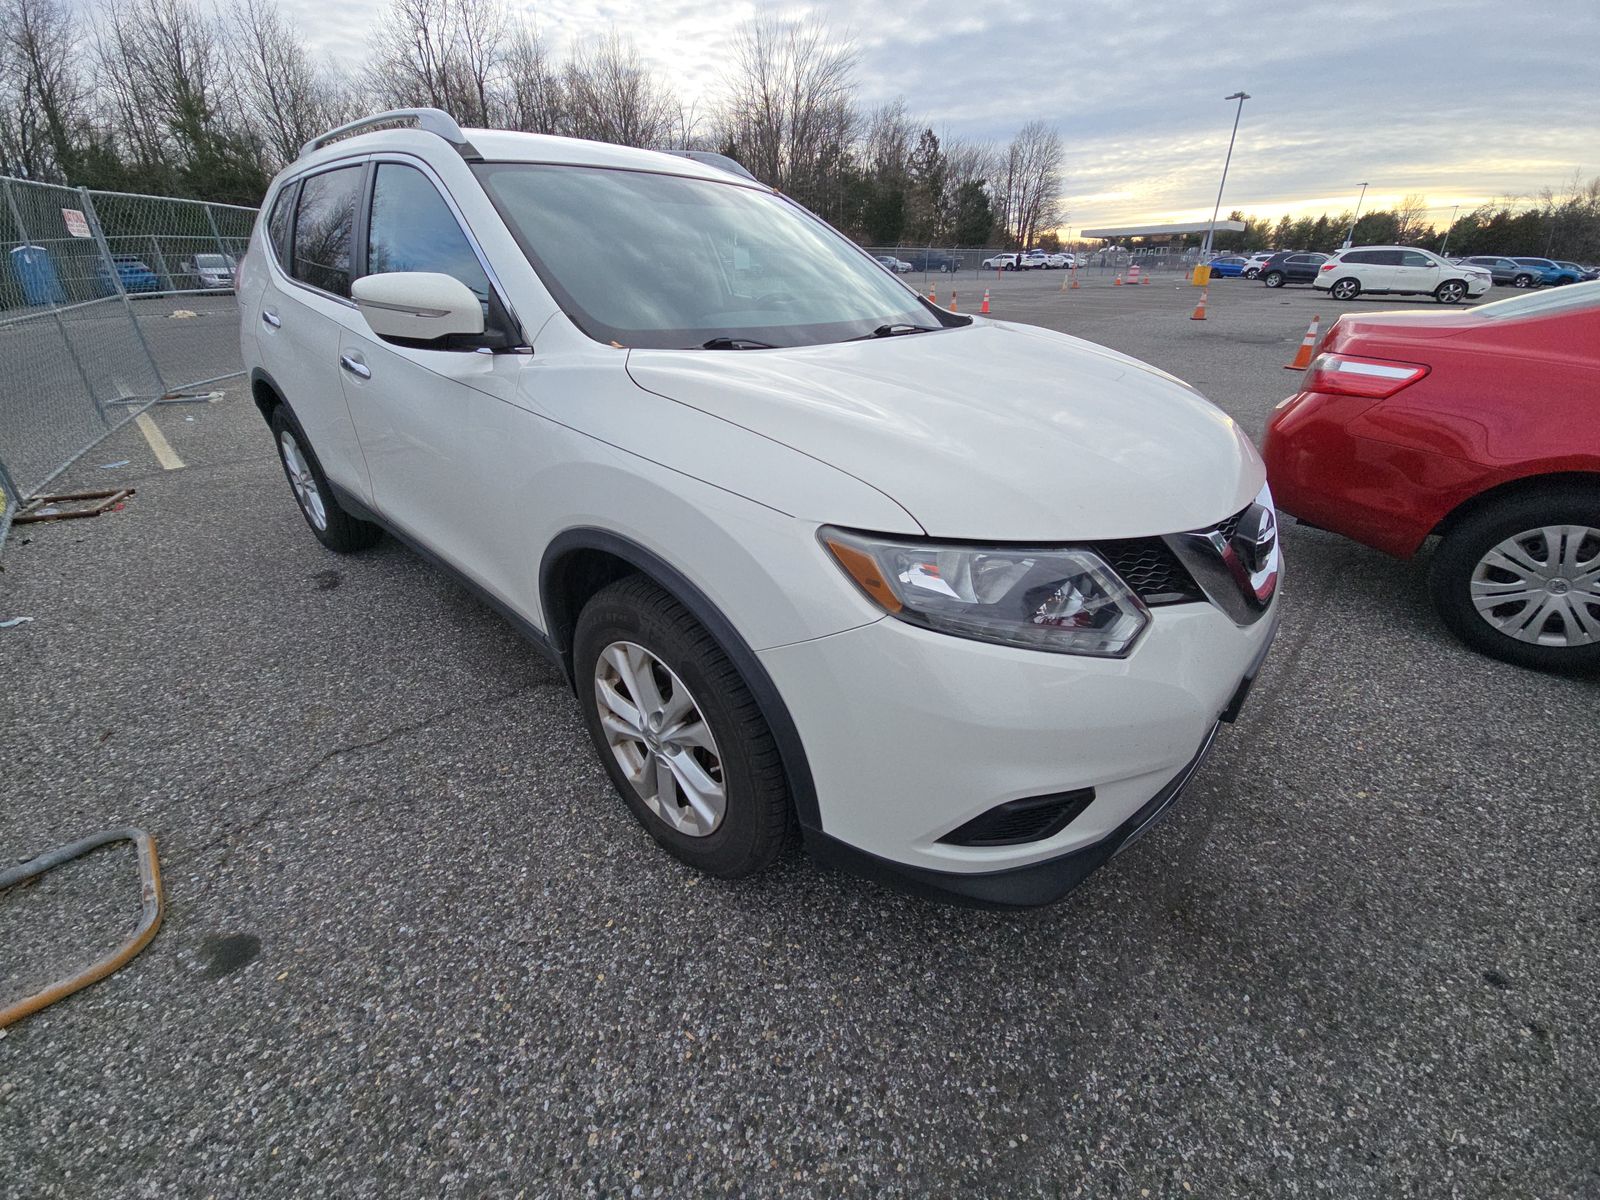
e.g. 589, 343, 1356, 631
194, 252, 237, 291
874, 255, 912, 274
1241, 252, 1274, 279
240, 109, 1280, 907
983, 252, 1019, 270
1019, 249, 1049, 270
1314, 246, 1492, 304
1045, 253, 1075, 269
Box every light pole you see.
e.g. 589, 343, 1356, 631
1439, 203, 1461, 256
1201, 91, 1250, 258
1342, 182, 1369, 248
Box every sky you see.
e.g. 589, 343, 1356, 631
280, 0, 1599, 230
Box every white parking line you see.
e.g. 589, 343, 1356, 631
134, 412, 185, 470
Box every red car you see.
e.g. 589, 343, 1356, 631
1263, 283, 1600, 671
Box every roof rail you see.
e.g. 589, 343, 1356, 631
300, 108, 481, 161
662, 150, 759, 183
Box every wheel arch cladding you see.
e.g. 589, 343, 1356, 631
250, 367, 283, 425
539, 528, 822, 832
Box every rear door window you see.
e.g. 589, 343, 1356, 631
1398, 251, 1433, 268
1343, 250, 1384, 265
265, 183, 296, 267
292, 165, 363, 297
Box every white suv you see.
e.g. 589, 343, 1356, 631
238, 110, 1281, 907
1314, 246, 1491, 304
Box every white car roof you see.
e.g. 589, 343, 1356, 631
292, 125, 756, 190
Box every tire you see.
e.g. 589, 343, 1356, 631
1244, 268, 1260, 279
1330, 277, 1362, 301
1512, 273, 1534, 288
1263, 270, 1286, 288
574, 575, 793, 877
269, 404, 381, 552
1434, 280, 1467, 304
1429, 486, 1600, 673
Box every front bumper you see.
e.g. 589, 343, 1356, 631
760, 598, 1280, 907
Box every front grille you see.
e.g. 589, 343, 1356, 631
1214, 509, 1245, 543
1097, 537, 1204, 606
940, 787, 1097, 847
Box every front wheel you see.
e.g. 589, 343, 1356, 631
1263, 270, 1286, 288
1330, 277, 1362, 301
1512, 273, 1535, 288
1429, 488, 1600, 672
574, 576, 793, 877
1435, 280, 1467, 304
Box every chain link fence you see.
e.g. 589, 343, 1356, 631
0, 175, 256, 546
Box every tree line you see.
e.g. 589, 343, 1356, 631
0, 0, 1064, 247
1205, 180, 1600, 262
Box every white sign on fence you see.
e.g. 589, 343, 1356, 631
61, 208, 91, 238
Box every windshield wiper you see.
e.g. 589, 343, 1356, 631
851, 324, 940, 340
700, 336, 778, 350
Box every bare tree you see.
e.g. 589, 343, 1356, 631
562, 32, 678, 148
365, 0, 504, 125
719, 14, 858, 209
0, 0, 88, 178
994, 120, 1063, 248
1394, 192, 1431, 243
501, 22, 563, 133
226, 0, 350, 168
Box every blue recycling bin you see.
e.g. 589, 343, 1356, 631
10, 244, 66, 305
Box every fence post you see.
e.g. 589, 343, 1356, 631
2, 178, 109, 427
201, 201, 229, 262
78, 187, 168, 396
145, 232, 175, 292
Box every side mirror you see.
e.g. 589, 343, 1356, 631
351, 272, 485, 344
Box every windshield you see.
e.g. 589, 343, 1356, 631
1471, 279, 1600, 320
473, 163, 936, 349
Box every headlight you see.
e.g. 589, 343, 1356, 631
820, 528, 1150, 657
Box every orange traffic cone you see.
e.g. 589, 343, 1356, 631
980, 289, 990, 314
1141, 272, 1150, 285
1284, 315, 1321, 369
1114, 273, 1123, 286
1070, 268, 1080, 290
1190, 288, 1209, 320
928, 285, 938, 304
949, 292, 958, 312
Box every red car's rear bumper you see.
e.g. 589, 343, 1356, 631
1262, 390, 1489, 560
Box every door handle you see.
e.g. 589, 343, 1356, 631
261, 310, 281, 328
339, 354, 371, 380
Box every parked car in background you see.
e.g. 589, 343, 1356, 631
1509, 257, 1583, 287
1019, 249, 1049, 270
899, 249, 961, 273
95, 254, 162, 295
1315, 246, 1490, 303
1259, 251, 1328, 288
1264, 282, 1600, 671
1045, 252, 1074, 269
1206, 256, 1250, 278
983, 252, 1020, 270
874, 255, 912, 274
1242, 252, 1275, 279
241, 110, 1282, 905
1554, 260, 1596, 283
194, 252, 237, 290
1459, 256, 1537, 287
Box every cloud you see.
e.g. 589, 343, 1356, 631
278, 0, 1596, 226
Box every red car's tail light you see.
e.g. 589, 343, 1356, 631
1319, 262, 1337, 271
1304, 354, 1430, 399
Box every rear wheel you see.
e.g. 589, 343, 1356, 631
1330, 277, 1361, 301
269, 405, 381, 552
1244, 267, 1260, 279
574, 576, 793, 877
1263, 270, 1286, 288
1430, 487, 1600, 672
1434, 280, 1467, 304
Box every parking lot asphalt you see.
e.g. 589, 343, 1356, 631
2, 273, 1596, 1198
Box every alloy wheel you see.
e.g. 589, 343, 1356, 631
279, 430, 327, 530
1470, 525, 1600, 647
1331, 279, 1360, 301
594, 640, 726, 837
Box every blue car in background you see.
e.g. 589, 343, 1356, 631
1205, 255, 1249, 277
1509, 256, 1584, 286
95, 254, 163, 295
